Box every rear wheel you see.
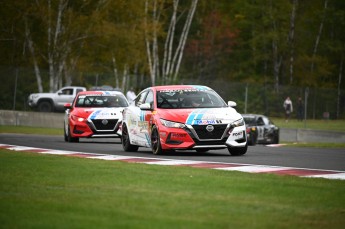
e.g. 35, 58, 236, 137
122, 123, 139, 152
38, 101, 53, 112
228, 144, 247, 156
151, 126, 163, 155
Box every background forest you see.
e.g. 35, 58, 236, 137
0, 0, 344, 119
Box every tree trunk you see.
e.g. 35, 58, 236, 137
145, 0, 160, 86
310, 0, 328, 75
289, 0, 297, 84
112, 56, 119, 88
25, 18, 43, 93
121, 65, 128, 92
162, 0, 179, 84
48, 0, 68, 92
269, 1, 282, 92
145, 0, 198, 86
172, 0, 198, 82
337, 56, 343, 119
272, 40, 282, 92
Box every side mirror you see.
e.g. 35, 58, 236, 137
228, 101, 237, 107
139, 103, 152, 111
64, 103, 72, 109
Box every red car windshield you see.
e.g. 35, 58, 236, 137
156, 89, 227, 109
75, 95, 128, 108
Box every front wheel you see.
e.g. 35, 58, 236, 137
228, 144, 247, 156
151, 126, 163, 155
122, 123, 139, 152
64, 122, 68, 142
273, 133, 280, 144
66, 126, 79, 143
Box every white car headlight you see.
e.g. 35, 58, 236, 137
160, 119, 185, 128
29, 94, 39, 100
231, 118, 244, 127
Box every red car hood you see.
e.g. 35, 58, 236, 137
157, 107, 241, 125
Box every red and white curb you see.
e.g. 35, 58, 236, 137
1, 144, 345, 180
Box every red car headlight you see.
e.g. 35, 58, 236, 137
71, 114, 85, 122
160, 119, 185, 129
246, 127, 256, 133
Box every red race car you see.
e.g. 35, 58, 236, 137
64, 91, 128, 142
121, 85, 247, 155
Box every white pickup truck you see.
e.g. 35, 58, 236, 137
28, 86, 87, 112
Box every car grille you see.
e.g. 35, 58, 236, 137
91, 119, 118, 131
191, 124, 228, 140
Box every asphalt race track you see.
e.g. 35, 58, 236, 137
1, 133, 344, 172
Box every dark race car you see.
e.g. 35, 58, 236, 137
242, 114, 279, 145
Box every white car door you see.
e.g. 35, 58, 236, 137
127, 90, 150, 147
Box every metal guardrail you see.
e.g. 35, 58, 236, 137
1, 110, 344, 143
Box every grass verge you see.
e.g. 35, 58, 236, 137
0, 125, 62, 135
283, 142, 345, 148
272, 118, 345, 132
1, 149, 344, 228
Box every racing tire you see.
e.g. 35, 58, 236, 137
251, 134, 257, 146
67, 126, 79, 143
64, 122, 68, 142
151, 125, 163, 155
273, 133, 280, 144
38, 101, 53, 112
248, 131, 258, 146
228, 144, 247, 156
121, 123, 139, 152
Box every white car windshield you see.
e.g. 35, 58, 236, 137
157, 89, 227, 109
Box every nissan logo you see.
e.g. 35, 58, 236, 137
206, 125, 214, 132
102, 119, 108, 125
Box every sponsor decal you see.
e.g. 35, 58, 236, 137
195, 120, 216, 125
158, 87, 210, 93
98, 112, 115, 116
138, 121, 148, 129
171, 133, 187, 138
232, 131, 243, 139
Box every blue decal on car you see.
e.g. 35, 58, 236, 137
186, 109, 206, 125
90, 110, 102, 119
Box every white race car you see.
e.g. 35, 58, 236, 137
121, 85, 248, 155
